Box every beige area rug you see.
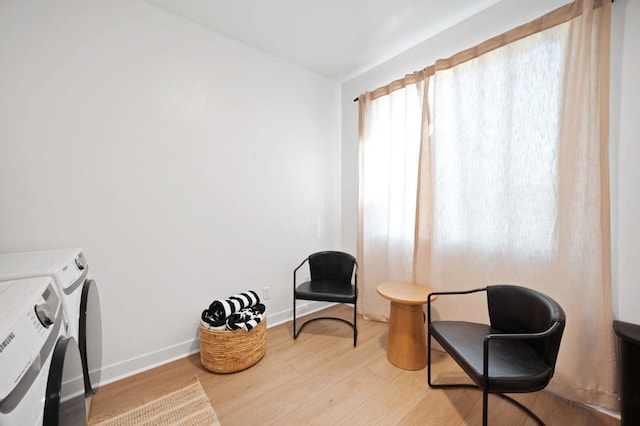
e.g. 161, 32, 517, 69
88, 376, 220, 426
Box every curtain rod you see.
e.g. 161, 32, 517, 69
352, 0, 613, 104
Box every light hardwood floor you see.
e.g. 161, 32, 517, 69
90, 305, 620, 425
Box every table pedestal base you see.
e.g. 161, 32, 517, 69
386, 302, 427, 370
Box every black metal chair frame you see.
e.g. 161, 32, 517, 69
293, 252, 358, 347
427, 287, 564, 426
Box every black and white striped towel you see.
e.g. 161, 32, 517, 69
201, 290, 261, 329
226, 303, 266, 331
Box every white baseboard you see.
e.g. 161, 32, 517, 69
268, 299, 335, 328
99, 338, 200, 387
98, 300, 333, 386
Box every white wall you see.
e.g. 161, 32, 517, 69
341, 0, 640, 323
610, 0, 640, 324
0, 0, 341, 383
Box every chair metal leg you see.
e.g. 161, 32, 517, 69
495, 394, 545, 425
427, 332, 544, 425
293, 297, 297, 339
428, 326, 433, 386
483, 390, 488, 426
427, 334, 477, 390
293, 303, 357, 347
353, 303, 358, 347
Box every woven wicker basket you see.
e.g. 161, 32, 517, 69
199, 317, 267, 373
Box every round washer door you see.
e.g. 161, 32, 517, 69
79, 279, 102, 396
44, 337, 87, 426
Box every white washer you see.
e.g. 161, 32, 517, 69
0, 277, 86, 425
0, 249, 102, 397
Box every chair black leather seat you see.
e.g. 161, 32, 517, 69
294, 280, 356, 303
427, 285, 565, 426
430, 321, 552, 393
293, 251, 358, 346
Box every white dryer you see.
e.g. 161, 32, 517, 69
0, 277, 86, 425
0, 249, 102, 397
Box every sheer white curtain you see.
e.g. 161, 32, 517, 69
415, 24, 568, 307
429, 32, 563, 258
360, 0, 615, 410
357, 79, 423, 321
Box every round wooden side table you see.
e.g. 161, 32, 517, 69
376, 281, 437, 370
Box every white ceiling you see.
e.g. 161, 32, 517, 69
146, 0, 502, 82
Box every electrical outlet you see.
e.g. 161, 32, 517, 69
263, 286, 271, 301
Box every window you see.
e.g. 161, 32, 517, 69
363, 25, 568, 258
430, 25, 568, 256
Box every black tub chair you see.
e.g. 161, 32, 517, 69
293, 251, 358, 346
427, 285, 565, 426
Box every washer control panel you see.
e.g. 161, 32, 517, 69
0, 277, 62, 404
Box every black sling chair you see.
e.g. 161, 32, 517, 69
293, 251, 358, 346
427, 285, 565, 426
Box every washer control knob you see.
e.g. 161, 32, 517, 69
75, 252, 87, 270
35, 303, 54, 328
